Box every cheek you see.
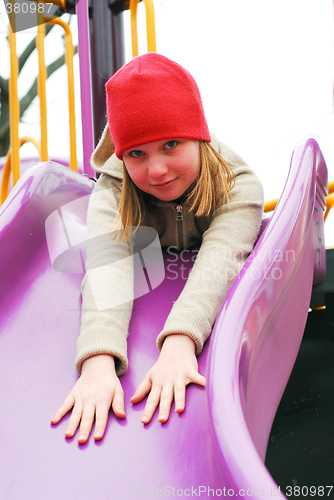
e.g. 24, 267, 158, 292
176, 153, 200, 176
186, 156, 201, 181
128, 171, 146, 188
124, 163, 146, 187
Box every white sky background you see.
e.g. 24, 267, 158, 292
1, 0, 334, 242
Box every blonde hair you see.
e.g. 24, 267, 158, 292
117, 141, 235, 233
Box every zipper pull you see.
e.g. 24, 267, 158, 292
176, 204, 183, 221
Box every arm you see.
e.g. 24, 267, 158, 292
156, 143, 264, 354
77, 172, 134, 376
52, 173, 133, 441
132, 143, 263, 423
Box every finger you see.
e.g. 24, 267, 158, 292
64, 401, 83, 438
112, 385, 126, 418
141, 385, 162, 424
51, 395, 75, 424
174, 380, 186, 414
94, 402, 110, 441
131, 374, 152, 404
158, 384, 174, 423
77, 404, 96, 444
187, 371, 206, 388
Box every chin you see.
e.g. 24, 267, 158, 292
156, 192, 181, 201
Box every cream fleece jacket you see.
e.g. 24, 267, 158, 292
75, 126, 264, 375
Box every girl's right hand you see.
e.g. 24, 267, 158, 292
51, 354, 125, 444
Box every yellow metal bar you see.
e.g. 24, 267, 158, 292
130, 0, 139, 57
324, 193, 334, 222
1, 152, 12, 206
324, 205, 330, 221
129, 0, 156, 58
1, 137, 42, 205
36, 9, 49, 161
8, 6, 20, 186
45, 17, 77, 171
144, 0, 156, 52
264, 198, 278, 213
264, 185, 334, 222
47, 0, 66, 7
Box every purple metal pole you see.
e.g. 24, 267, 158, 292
89, 0, 125, 141
77, 0, 95, 177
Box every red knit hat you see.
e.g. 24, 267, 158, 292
105, 53, 211, 159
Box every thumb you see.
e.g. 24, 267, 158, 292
131, 373, 152, 404
188, 371, 206, 388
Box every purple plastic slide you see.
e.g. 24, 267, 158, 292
0, 156, 83, 191
0, 138, 327, 499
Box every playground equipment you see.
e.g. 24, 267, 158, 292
0, 1, 333, 498
0, 131, 328, 500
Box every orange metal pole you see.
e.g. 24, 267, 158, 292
129, 0, 156, 57
36, 7, 49, 161
263, 198, 278, 213
1, 137, 42, 205
8, 5, 20, 185
45, 17, 77, 171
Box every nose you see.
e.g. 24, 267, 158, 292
147, 155, 169, 179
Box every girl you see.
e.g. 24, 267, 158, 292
51, 53, 264, 444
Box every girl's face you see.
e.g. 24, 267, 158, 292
122, 139, 200, 201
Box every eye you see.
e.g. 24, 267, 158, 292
165, 140, 178, 149
129, 150, 144, 157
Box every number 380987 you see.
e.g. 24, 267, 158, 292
5, 3, 53, 14
286, 485, 333, 497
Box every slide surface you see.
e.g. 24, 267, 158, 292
207, 139, 327, 497
0, 140, 327, 499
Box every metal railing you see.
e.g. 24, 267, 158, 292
1, 136, 41, 205
44, 16, 77, 172
265, 180, 334, 222
2, 0, 78, 204
129, 0, 156, 57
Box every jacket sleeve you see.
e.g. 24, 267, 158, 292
156, 142, 264, 355
75, 173, 134, 376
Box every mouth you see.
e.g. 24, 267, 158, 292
152, 178, 177, 190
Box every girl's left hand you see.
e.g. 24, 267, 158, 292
130, 334, 206, 424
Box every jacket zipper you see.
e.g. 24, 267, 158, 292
176, 204, 183, 249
